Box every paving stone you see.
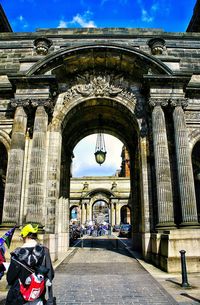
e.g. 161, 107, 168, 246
53, 237, 178, 305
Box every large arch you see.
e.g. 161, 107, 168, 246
3, 38, 199, 273
26, 44, 173, 77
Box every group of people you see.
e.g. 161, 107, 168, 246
0, 224, 54, 305
70, 221, 112, 243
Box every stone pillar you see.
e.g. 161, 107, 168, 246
45, 128, 62, 233
87, 202, 91, 222
171, 100, 198, 225
3, 106, 27, 224
116, 203, 121, 225
139, 135, 151, 232
150, 100, 175, 227
110, 200, 116, 226
26, 106, 48, 225
81, 202, 86, 224
85, 203, 87, 223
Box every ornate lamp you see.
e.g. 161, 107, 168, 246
94, 115, 107, 165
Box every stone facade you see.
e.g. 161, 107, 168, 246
69, 177, 131, 225
0, 7, 200, 271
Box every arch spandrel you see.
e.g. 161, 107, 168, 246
26, 44, 173, 77
0, 130, 11, 152
50, 72, 144, 144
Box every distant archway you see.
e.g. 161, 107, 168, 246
70, 205, 80, 223
92, 200, 109, 224
120, 205, 131, 224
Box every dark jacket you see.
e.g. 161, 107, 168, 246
6, 241, 54, 305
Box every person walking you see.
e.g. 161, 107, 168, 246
5, 224, 54, 305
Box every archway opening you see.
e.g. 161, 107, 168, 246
0, 142, 7, 223
120, 205, 131, 225
60, 92, 144, 252
69, 205, 80, 224
92, 200, 109, 224
192, 141, 200, 222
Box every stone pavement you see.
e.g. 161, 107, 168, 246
53, 236, 178, 305
0, 235, 199, 305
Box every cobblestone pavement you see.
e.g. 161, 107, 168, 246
0, 236, 199, 305
53, 236, 178, 305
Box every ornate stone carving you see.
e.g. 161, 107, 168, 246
169, 98, 188, 108
10, 98, 53, 109
185, 111, 200, 122
149, 98, 168, 107
63, 72, 136, 105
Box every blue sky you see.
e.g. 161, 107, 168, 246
1, 0, 197, 176
1, 0, 196, 32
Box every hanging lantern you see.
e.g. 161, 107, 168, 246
94, 117, 107, 165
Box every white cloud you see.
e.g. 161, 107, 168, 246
151, 2, 159, 12
136, 0, 155, 24
72, 134, 123, 177
71, 11, 97, 28
72, 14, 96, 27
18, 15, 24, 21
57, 10, 97, 29
57, 20, 68, 28
16, 15, 28, 29
142, 9, 153, 23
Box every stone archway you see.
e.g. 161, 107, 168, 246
92, 200, 109, 224
120, 205, 131, 225
3, 40, 199, 272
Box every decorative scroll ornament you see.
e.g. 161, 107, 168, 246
10, 98, 54, 110
63, 72, 136, 105
149, 98, 168, 108
169, 98, 188, 108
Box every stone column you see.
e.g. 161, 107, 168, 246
3, 106, 27, 224
87, 202, 91, 222
150, 100, 175, 227
45, 127, 62, 233
81, 202, 86, 224
26, 106, 48, 225
116, 204, 121, 225
110, 200, 116, 226
171, 99, 198, 225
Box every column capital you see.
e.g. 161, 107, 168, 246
10, 97, 54, 110
169, 98, 188, 108
149, 98, 168, 108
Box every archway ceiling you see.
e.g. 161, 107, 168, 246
62, 101, 138, 153
28, 44, 172, 80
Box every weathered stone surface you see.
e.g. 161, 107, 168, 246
0, 25, 200, 272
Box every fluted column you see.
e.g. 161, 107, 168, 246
26, 106, 48, 225
87, 203, 91, 222
81, 202, 86, 224
171, 99, 198, 225
110, 200, 116, 225
150, 99, 175, 227
45, 127, 62, 233
116, 204, 121, 225
3, 107, 27, 224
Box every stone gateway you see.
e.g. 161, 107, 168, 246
0, 3, 200, 272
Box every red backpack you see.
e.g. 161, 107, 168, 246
19, 273, 45, 301
12, 257, 45, 301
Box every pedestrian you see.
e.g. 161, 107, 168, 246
0, 243, 6, 280
5, 223, 54, 305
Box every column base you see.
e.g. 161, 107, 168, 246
151, 228, 200, 272
156, 222, 176, 232
179, 222, 200, 228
